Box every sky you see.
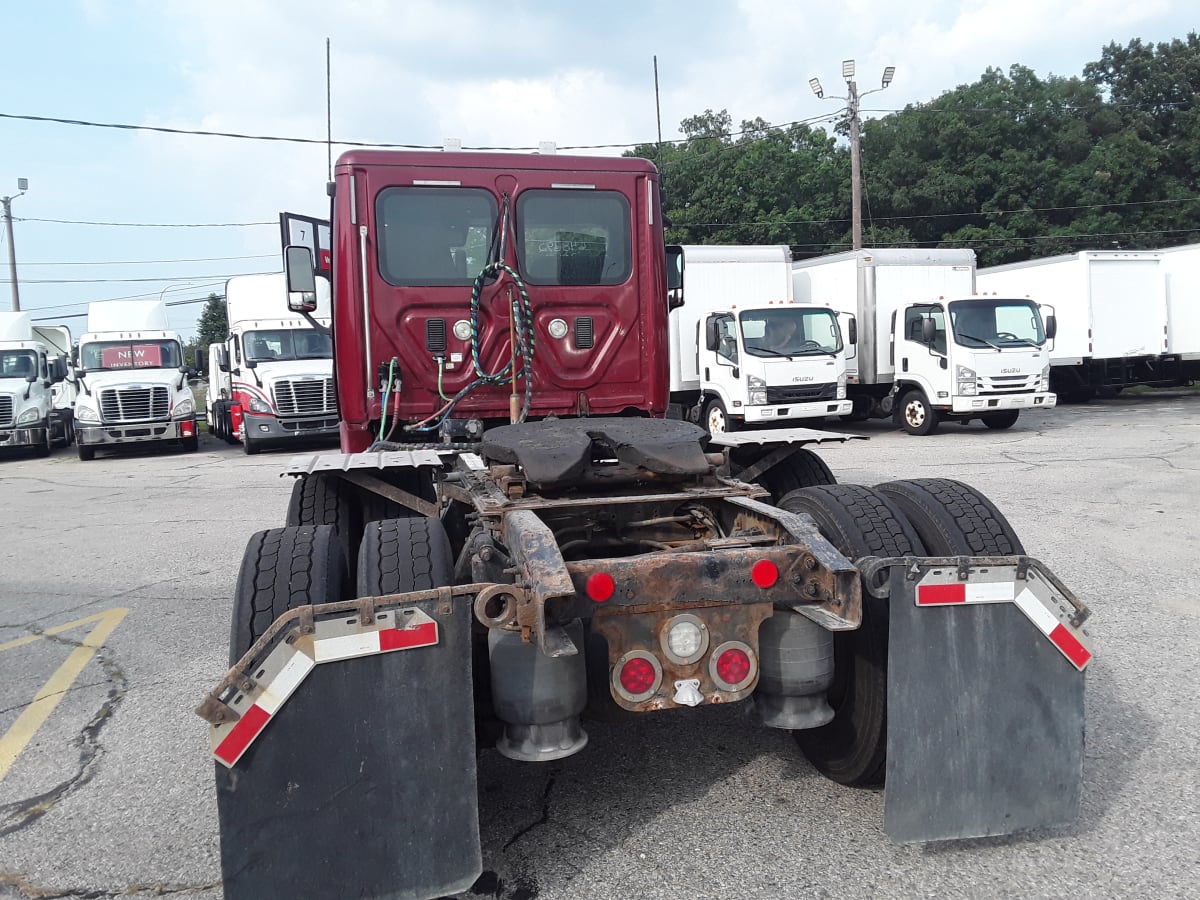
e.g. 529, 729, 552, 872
0, 0, 1194, 340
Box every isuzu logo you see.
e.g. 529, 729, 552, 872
1001, 368, 1022, 374
792, 376, 814, 382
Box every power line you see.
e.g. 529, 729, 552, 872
31, 294, 222, 322
20, 253, 277, 266
0, 270, 275, 284
15, 216, 274, 228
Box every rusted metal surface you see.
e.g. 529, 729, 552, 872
590, 602, 773, 711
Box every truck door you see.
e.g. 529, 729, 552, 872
900, 304, 948, 399
702, 313, 740, 404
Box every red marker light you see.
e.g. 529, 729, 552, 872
715, 648, 752, 686
586, 572, 615, 602
619, 657, 658, 695
751, 560, 779, 588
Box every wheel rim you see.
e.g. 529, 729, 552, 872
904, 399, 925, 429
707, 405, 726, 433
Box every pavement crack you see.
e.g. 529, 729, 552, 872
0, 635, 128, 839
0, 872, 222, 899
502, 773, 556, 851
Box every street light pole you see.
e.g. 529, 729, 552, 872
809, 63, 894, 250
2, 178, 28, 312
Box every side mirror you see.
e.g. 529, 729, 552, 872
847, 317, 858, 346
285, 245, 319, 313
705, 317, 721, 352
1045, 314, 1057, 340
245, 359, 258, 370
665, 245, 684, 311
52, 358, 68, 382
75, 367, 87, 378
178, 365, 190, 376
216, 346, 230, 373
25, 373, 38, 384
921, 317, 936, 344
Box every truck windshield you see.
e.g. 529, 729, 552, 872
949, 300, 1046, 348
516, 190, 632, 286
244, 329, 332, 361
80, 340, 183, 370
740, 308, 842, 358
376, 187, 498, 286
0, 349, 38, 379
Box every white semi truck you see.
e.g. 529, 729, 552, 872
976, 250, 1174, 401
0, 312, 74, 455
73, 300, 198, 460
669, 244, 851, 433
207, 273, 337, 455
792, 248, 1057, 434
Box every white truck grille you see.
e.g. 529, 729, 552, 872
273, 378, 335, 416
979, 374, 1039, 395
0, 394, 13, 427
99, 386, 170, 423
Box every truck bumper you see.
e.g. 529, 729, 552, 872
743, 399, 853, 422
0, 425, 48, 447
77, 417, 197, 446
948, 392, 1057, 414
242, 411, 340, 443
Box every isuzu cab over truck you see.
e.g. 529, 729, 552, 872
668, 244, 852, 432
0, 312, 73, 455
792, 248, 1058, 434
73, 300, 198, 460
207, 273, 338, 455
198, 150, 1091, 900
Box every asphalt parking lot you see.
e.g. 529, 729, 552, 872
1, 393, 1198, 900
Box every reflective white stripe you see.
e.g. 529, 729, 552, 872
965, 582, 1015, 603
254, 652, 315, 715
313, 632, 381, 662
1015, 588, 1060, 635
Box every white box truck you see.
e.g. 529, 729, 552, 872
792, 248, 1057, 434
207, 273, 338, 455
976, 250, 1175, 401
0, 312, 74, 455
669, 244, 851, 433
73, 300, 199, 460
1158, 243, 1200, 382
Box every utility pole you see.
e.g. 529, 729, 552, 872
2, 178, 28, 312
809, 63, 894, 250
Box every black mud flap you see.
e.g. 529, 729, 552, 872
215, 597, 481, 900
884, 567, 1087, 843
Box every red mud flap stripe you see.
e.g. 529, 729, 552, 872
211, 611, 439, 768
917, 582, 1014, 605
1014, 589, 1093, 671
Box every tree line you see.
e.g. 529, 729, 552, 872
628, 34, 1200, 266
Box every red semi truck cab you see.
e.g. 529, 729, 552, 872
328, 150, 672, 452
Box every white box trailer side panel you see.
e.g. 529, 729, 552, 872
670, 246, 792, 393
977, 256, 1090, 364
0, 311, 33, 342
1160, 245, 1200, 358
1087, 256, 1166, 359
32, 325, 72, 358
86, 300, 171, 333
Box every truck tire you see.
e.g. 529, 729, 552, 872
704, 398, 739, 434
33, 427, 52, 457
181, 434, 199, 452
229, 524, 348, 665
286, 473, 360, 570
982, 410, 1020, 430
358, 471, 437, 526
875, 478, 1025, 556
775, 484, 926, 787
898, 388, 938, 436
731, 446, 837, 499
77, 443, 95, 461
356, 517, 454, 598
222, 406, 238, 444
241, 429, 261, 455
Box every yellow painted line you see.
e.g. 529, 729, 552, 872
0, 607, 129, 782
0, 610, 120, 653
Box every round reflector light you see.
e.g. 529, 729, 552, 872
660, 613, 710, 664
453, 319, 472, 341
548, 317, 569, 339
751, 559, 779, 588
709, 640, 757, 692
586, 572, 615, 602
619, 657, 657, 696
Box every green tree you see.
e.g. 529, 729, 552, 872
196, 294, 228, 348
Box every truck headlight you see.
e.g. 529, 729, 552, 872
171, 397, 195, 419
1040, 365, 1051, 391
747, 375, 768, 405
956, 364, 977, 396
15, 407, 41, 425
246, 396, 272, 414
76, 404, 99, 423
837, 372, 847, 400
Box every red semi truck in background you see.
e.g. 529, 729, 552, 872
198, 149, 1092, 900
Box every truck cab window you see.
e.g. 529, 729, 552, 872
950, 300, 1046, 347
905, 305, 947, 355
1, 350, 37, 378
517, 190, 632, 286
714, 315, 738, 364
376, 187, 497, 287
